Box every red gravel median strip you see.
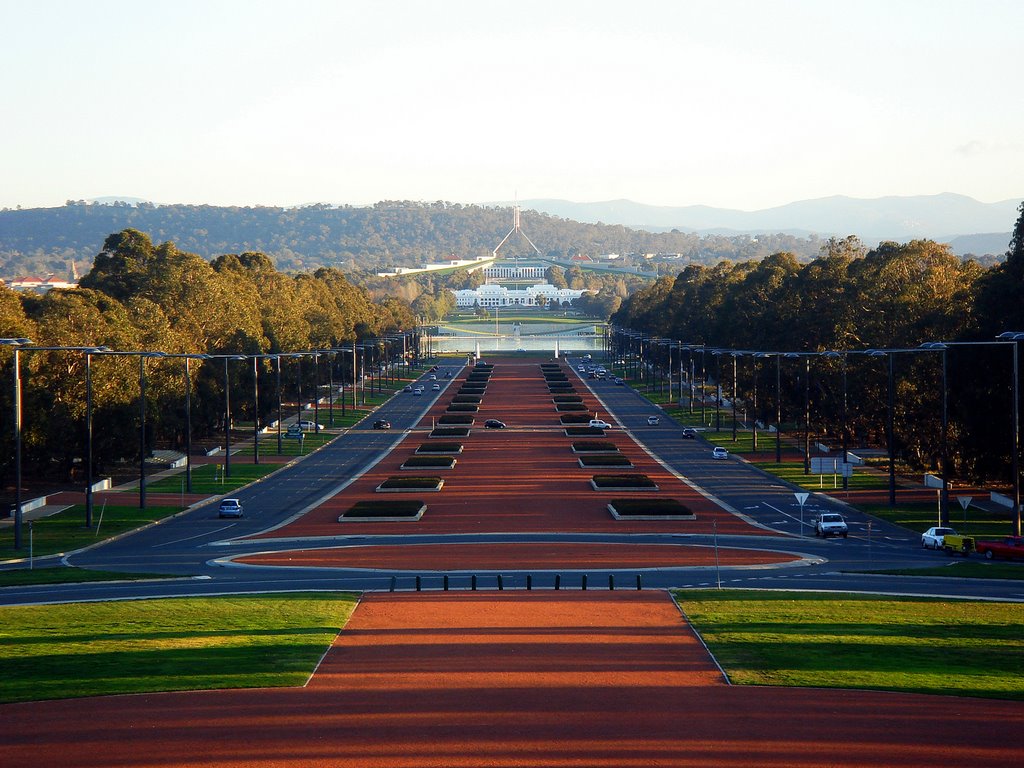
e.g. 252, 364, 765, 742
238, 542, 799, 569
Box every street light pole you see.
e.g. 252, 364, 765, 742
1, 338, 31, 549
252, 355, 260, 465
731, 352, 739, 441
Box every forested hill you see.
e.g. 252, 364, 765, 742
0, 200, 827, 278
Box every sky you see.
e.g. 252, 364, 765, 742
2, 0, 1022, 211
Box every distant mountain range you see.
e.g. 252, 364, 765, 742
496, 193, 1021, 255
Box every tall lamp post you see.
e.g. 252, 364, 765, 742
161, 353, 209, 494
213, 355, 246, 479
2, 337, 33, 549
96, 350, 166, 510
755, 352, 784, 463
784, 353, 814, 474
997, 332, 1023, 535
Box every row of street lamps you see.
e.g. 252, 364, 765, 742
2, 330, 421, 550
608, 328, 1023, 533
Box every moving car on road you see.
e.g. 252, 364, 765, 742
814, 513, 849, 538
589, 419, 611, 429
373, 419, 391, 430
975, 536, 1024, 560
298, 420, 323, 432
921, 526, 956, 550
711, 446, 728, 459
484, 419, 506, 429
647, 415, 660, 425
682, 428, 697, 439
218, 498, 243, 518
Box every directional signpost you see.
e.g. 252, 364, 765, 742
794, 492, 809, 536
957, 495, 973, 526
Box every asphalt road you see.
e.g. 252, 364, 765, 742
2, 357, 1021, 606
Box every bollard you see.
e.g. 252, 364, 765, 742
581, 573, 588, 591
443, 574, 449, 591
609, 574, 615, 591
471, 574, 477, 591
636, 573, 643, 591
526, 574, 532, 591
415, 575, 422, 592
497, 574, 504, 591
554, 574, 561, 590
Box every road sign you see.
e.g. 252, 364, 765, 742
811, 457, 839, 474
923, 473, 943, 489
794, 492, 809, 506
957, 496, 972, 511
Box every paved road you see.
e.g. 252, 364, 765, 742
2, 357, 1021, 606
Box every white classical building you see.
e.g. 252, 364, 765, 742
482, 260, 547, 280
453, 283, 588, 308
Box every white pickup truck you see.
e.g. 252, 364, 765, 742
813, 512, 849, 538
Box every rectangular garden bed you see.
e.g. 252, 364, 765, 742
607, 499, 694, 520
377, 476, 444, 492
590, 474, 659, 491
560, 414, 593, 424
400, 456, 457, 470
552, 395, 584, 403
416, 442, 463, 454
438, 414, 474, 425
452, 395, 482, 404
564, 426, 606, 436
339, 500, 426, 521
556, 403, 588, 412
578, 455, 634, 468
571, 441, 619, 454
429, 427, 471, 438
447, 404, 479, 413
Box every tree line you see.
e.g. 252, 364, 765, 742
0, 229, 415, 493
0, 200, 835, 278
611, 204, 1024, 487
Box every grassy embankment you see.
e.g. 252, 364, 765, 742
675, 589, 1024, 700
0, 593, 358, 704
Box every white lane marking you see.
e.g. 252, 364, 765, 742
152, 523, 237, 548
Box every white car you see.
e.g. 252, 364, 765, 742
588, 419, 611, 429
711, 446, 729, 460
647, 416, 660, 425
298, 420, 323, 432
432, 383, 440, 391
218, 498, 243, 518
921, 526, 957, 550
814, 512, 849, 538
413, 386, 423, 396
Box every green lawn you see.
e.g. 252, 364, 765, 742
144, 461, 280, 494
675, 589, 1024, 700
858, 502, 1016, 538
0, 567, 174, 587
1, 504, 181, 560
0, 593, 358, 703
862, 561, 1024, 580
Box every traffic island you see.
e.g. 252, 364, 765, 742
578, 455, 634, 468
607, 499, 694, 520
590, 474, 659, 491
339, 500, 426, 521
376, 476, 445, 492
400, 456, 457, 470
416, 442, 463, 454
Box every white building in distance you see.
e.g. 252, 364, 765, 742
453, 283, 588, 308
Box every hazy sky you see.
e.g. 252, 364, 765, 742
2, 0, 1021, 211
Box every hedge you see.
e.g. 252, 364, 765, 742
452, 395, 482, 404
416, 442, 463, 454
377, 476, 444, 491
340, 500, 426, 520
578, 455, 633, 468
400, 456, 457, 469
560, 414, 592, 424
552, 395, 584, 403
571, 441, 619, 453
430, 427, 471, 437
590, 474, 659, 490
607, 499, 694, 519
447, 404, 479, 412
556, 403, 588, 412
438, 414, 474, 425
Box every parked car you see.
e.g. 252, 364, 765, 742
298, 420, 323, 432
218, 498, 243, 518
921, 526, 957, 550
682, 428, 697, 439
813, 512, 849, 538
647, 415, 660, 425
484, 419, 506, 429
589, 419, 611, 429
373, 419, 391, 430
975, 536, 1024, 560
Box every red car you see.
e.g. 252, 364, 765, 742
975, 536, 1024, 560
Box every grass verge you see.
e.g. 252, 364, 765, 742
860, 561, 1024, 580
1, 504, 181, 560
145, 462, 280, 494
674, 589, 1024, 700
0, 593, 358, 703
0, 567, 176, 587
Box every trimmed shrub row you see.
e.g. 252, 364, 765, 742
556, 403, 588, 412
430, 427, 471, 438
608, 499, 694, 519
552, 395, 584, 403
377, 476, 444, 491
400, 456, 457, 469
416, 442, 463, 454
564, 426, 605, 436
340, 500, 426, 520
447, 404, 479, 413
590, 474, 658, 490
578, 455, 633, 468
438, 414, 474, 425
560, 414, 592, 424
571, 441, 619, 453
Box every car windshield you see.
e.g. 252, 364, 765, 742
936, 528, 955, 536
821, 514, 842, 522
